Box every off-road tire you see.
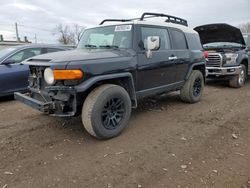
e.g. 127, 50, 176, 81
180, 70, 204, 103
229, 64, 246, 88
82, 84, 131, 139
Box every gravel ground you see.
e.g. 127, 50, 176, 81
0, 80, 250, 188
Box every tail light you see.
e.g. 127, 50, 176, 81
203, 51, 209, 58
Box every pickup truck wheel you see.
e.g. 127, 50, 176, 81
180, 70, 204, 103
229, 64, 246, 88
82, 84, 131, 139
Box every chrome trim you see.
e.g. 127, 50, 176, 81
168, 56, 178, 60
207, 52, 223, 67
206, 66, 242, 76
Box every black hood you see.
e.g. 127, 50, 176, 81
27, 49, 131, 63
194, 23, 245, 45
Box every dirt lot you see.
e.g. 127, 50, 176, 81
0, 80, 250, 188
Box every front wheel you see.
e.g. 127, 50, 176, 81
180, 70, 204, 103
82, 84, 131, 139
229, 64, 247, 88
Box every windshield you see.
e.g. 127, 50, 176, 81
78, 25, 133, 49
0, 47, 17, 59
203, 42, 244, 49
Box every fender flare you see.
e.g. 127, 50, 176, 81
185, 62, 206, 80
75, 72, 137, 108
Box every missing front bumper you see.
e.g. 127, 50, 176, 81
14, 92, 77, 117
14, 92, 54, 113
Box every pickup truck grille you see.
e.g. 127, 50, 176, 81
206, 53, 222, 67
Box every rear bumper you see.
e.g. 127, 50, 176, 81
14, 92, 54, 113
206, 66, 241, 76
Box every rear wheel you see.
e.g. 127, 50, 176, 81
229, 64, 246, 88
82, 84, 131, 139
180, 70, 204, 103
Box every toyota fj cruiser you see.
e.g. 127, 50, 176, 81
15, 13, 206, 139
194, 24, 250, 88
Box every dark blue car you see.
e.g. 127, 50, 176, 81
0, 44, 67, 97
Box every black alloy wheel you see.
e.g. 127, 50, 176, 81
101, 98, 125, 130
193, 77, 202, 97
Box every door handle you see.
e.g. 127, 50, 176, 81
169, 56, 177, 60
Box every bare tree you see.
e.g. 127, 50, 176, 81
73, 24, 85, 43
238, 22, 250, 33
53, 24, 85, 45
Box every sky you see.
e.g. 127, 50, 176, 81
0, 0, 249, 44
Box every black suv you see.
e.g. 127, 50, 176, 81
195, 24, 250, 88
15, 13, 206, 139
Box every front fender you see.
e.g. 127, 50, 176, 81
74, 72, 137, 107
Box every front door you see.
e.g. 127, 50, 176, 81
137, 26, 177, 92
0, 63, 29, 96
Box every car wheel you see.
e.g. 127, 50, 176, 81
82, 84, 131, 139
180, 70, 204, 103
229, 64, 246, 88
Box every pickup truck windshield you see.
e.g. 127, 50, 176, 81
78, 25, 132, 49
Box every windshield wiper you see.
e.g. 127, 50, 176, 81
99, 45, 119, 49
84, 44, 97, 48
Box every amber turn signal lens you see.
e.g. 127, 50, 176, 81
53, 70, 84, 80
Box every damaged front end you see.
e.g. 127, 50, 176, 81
15, 66, 80, 117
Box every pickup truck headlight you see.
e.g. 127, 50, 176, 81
225, 53, 238, 65
44, 68, 55, 85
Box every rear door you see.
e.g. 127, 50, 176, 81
0, 48, 42, 95
137, 26, 177, 92
169, 28, 190, 82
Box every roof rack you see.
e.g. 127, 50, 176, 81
140, 12, 188, 26
99, 12, 188, 27
100, 19, 133, 25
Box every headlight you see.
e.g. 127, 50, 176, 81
44, 68, 83, 85
225, 53, 238, 64
44, 68, 55, 85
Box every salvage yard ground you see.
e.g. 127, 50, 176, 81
1, 80, 250, 188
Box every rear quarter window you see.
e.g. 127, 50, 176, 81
185, 33, 203, 50
169, 29, 188, 50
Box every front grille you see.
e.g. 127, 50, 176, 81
207, 53, 222, 67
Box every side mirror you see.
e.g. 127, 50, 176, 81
2, 59, 16, 65
145, 36, 160, 58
